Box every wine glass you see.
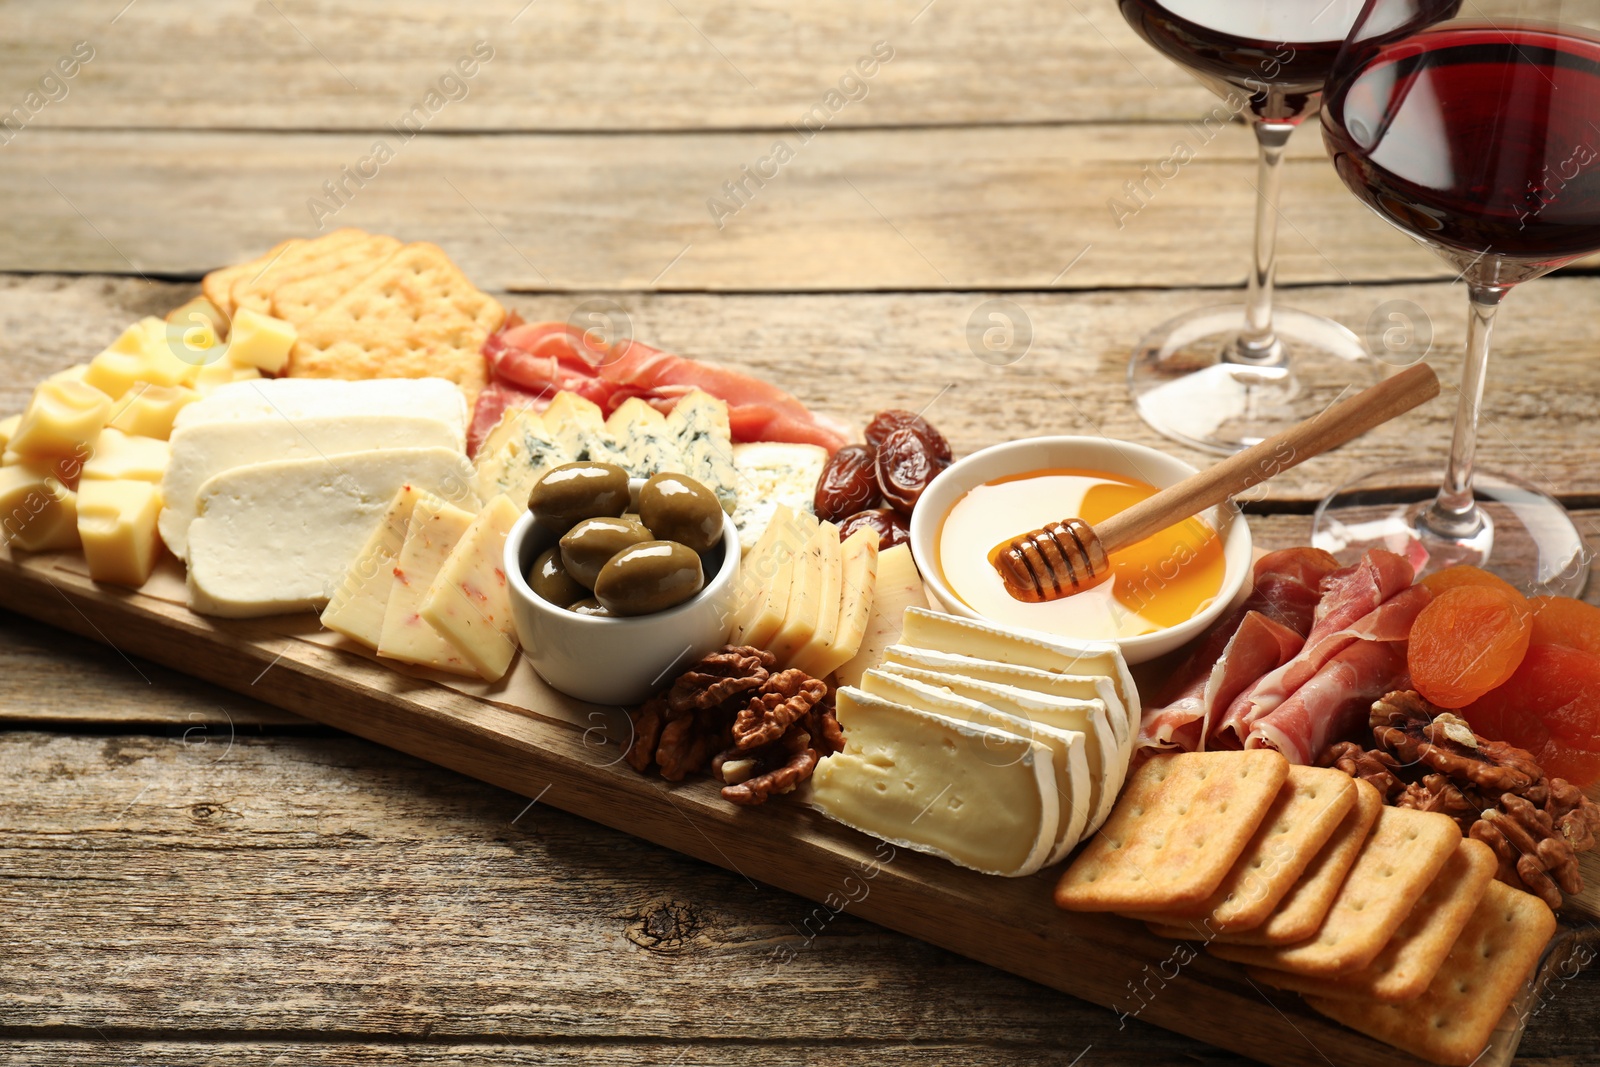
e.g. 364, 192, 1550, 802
1312, 0, 1598, 594
1116, 1, 1431, 454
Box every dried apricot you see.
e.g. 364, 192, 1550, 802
1407, 585, 1532, 709
1419, 564, 1524, 601
1463, 643, 1600, 787
1528, 595, 1600, 656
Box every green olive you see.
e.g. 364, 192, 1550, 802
637, 472, 724, 554
567, 597, 613, 617
558, 515, 656, 589
593, 540, 704, 617
528, 546, 587, 608
526, 462, 630, 533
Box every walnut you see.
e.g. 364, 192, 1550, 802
1370, 692, 1539, 793
1471, 794, 1581, 911
1395, 773, 1484, 832
732, 668, 828, 752
626, 697, 666, 774
721, 728, 819, 806
1548, 778, 1600, 852
667, 645, 773, 714
1322, 740, 1406, 801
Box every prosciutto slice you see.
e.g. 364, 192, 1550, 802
1246, 639, 1412, 764
1214, 549, 1418, 748
1137, 547, 1340, 752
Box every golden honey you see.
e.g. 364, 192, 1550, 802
937, 467, 1226, 640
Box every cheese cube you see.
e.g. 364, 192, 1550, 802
10, 379, 113, 460
47, 364, 90, 384
835, 544, 929, 688
420, 494, 523, 680
167, 295, 231, 341
223, 308, 296, 374
77, 479, 163, 586
770, 521, 840, 667
82, 428, 170, 483
163, 307, 223, 359
377, 494, 478, 676
194, 360, 261, 394
795, 526, 879, 679
0, 462, 80, 551
0, 414, 20, 451
321, 486, 425, 649
107, 384, 199, 440
83, 319, 199, 398
809, 688, 1058, 877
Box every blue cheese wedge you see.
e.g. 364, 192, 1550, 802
472, 409, 571, 505
605, 397, 685, 480
860, 669, 1091, 863
808, 687, 1058, 877
666, 389, 737, 514
730, 441, 827, 545
544, 391, 627, 469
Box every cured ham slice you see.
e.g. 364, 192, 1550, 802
1137, 547, 1340, 753
1246, 639, 1411, 764
1214, 549, 1418, 748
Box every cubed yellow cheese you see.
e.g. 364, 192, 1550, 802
420, 494, 523, 681
223, 307, 296, 374
84, 318, 200, 397
835, 544, 929, 688
321, 485, 424, 649
77, 479, 163, 587
0, 414, 20, 451
194, 360, 262, 393
10, 379, 113, 460
167, 295, 231, 341
47, 364, 90, 384
768, 521, 839, 666
731, 506, 819, 647
82, 428, 170, 483
795, 526, 879, 679
107, 384, 199, 440
0, 461, 79, 551
376, 493, 479, 676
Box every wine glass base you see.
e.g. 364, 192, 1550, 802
1311, 464, 1591, 596
1129, 305, 1374, 455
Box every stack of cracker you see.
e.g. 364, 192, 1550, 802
1056, 751, 1558, 1067
201, 230, 504, 403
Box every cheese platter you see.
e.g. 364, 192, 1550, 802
2, 229, 1597, 1067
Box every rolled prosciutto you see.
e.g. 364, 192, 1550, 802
1246, 639, 1412, 764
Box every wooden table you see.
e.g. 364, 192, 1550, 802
2, 4, 1597, 1064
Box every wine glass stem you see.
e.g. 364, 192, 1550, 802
1425, 284, 1506, 538
1230, 121, 1296, 366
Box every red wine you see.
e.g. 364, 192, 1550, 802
1323, 24, 1600, 269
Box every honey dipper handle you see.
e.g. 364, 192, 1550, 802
1095, 362, 1441, 556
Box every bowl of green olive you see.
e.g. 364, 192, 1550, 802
505, 462, 741, 705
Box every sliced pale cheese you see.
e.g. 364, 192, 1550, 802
162, 412, 469, 559
0, 461, 79, 551
900, 607, 1140, 738
419, 493, 523, 681
76, 479, 163, 587
377, 493, 478, 676
794, 526, 878, 679
606, 397, 685, 481
171, 377, 468, 435
185, 447, 478, 618
320, 485, 425, 648
860, 669, 1090, 863
834, 543, 929, 687
769, 520, 839, 666
809, 687, 1057, 877
881, 644, 1130, 748
472, 408, 571, 505
876, 661, 1127, 835
81, 428, 169, 483
666, 389, 737, 514
730, 441, 827, 546
732, 506, 820, 647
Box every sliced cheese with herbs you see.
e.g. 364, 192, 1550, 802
731, 506, 819, 647
185, 447, 477, 618
377, 493, 478, 676
419, 493, 523, 681
834, 544, 929, 687
899, 607, 1140, 738
730, 441, 827, 545
860, 669, 1090, 863
769, 520, 840, 666
876, 662, 1125, 835
320, 485, 424, 648
472, 409, 571, 505
606, 397, 685, 481
793, 526, 878, 679
667, 389, 737, 514
808, 687, 1057, 877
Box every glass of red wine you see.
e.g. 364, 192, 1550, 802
1117, 1, 1433, 454
1312, 1, 1598, 593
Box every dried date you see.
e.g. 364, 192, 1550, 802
839, 507, 909, 549
813, 443, 880, 522
876, 428, 938, 516
864, 409, 952, 467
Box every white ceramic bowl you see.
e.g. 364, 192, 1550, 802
505, 507, 741, 705
908, 436, 1251, 665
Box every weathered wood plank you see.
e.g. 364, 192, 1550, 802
5, 275, 1600, 504
0, 124, 1463, 288
2, 0, 1208, 132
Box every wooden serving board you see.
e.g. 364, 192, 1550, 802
1, 546, 1582, 1067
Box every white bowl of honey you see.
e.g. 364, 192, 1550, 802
909, 436, 1252, 664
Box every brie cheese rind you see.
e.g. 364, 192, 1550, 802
185, 447, 478, 618
809, 688, 1058, 878
860, 670, 1091, 864
899, 607, 1141, 739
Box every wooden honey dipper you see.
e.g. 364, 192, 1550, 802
991, 363, 1441, 603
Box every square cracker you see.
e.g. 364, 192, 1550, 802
1148, 778, 1385, 946
228, 227, 370, 316
288, 242, 504, 402
272, 235, 402, 324
1208, 806, 1461, 977
1054, 751, 1288, 912
202, 238, 304, 319
1121, 766, 1355, 932
1247, 836, 1498, 1003
1305, 879, 1556, 1067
